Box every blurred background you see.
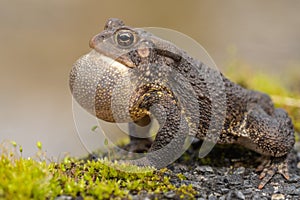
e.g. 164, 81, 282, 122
0, 0, 299, 159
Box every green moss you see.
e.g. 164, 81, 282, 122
176, 173, 186, 181
0, 156, 50, 199
0, 143, 197, 200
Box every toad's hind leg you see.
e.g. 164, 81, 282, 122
243, 107, 295, 157
243, 107, 295, 189
256, 108, 295, 189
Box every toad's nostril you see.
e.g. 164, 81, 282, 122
89, 33, 108, 49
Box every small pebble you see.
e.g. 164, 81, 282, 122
227, 190, 245, 200
164, 191, 176, 199
297, 162, 300, 169
252, 194, 261, 200
228, 174, 243, 185
55, 196, 73, 200
285, 185, 298, 194
195, 165, 214, 173
273, 186, 279, 193
208, 195, 217, 200
219, 195, 226, 200
234, 167, 245, 175
288, 174, 300, 183
234, 190, 245, 200
220, 188, 229, 193
243, 188, 253, 194
271, 194, 285, 200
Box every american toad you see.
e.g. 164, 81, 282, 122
69, 18, 295, 189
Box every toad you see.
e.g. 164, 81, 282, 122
69, 18, 295, 189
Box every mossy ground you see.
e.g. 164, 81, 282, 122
0, 65, 299, 199
0, 142, 196, 200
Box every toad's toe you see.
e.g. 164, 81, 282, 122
256, 155, 290, 189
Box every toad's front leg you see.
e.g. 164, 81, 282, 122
237, 106, 295, 189
122, 116, 153, 153
128, 87, 192, 168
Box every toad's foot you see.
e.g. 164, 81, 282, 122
256, 155, 290, 189
122, 138, 153, 153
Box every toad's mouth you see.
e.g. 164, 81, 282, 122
99, 51, 135, 68
89, 34, 137, 68
91, 50, 129, 72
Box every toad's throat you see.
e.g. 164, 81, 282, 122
70, 50, 133, 122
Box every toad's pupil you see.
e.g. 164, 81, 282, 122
117, 32, 134, 46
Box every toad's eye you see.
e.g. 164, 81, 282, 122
115, 29, 136, 47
